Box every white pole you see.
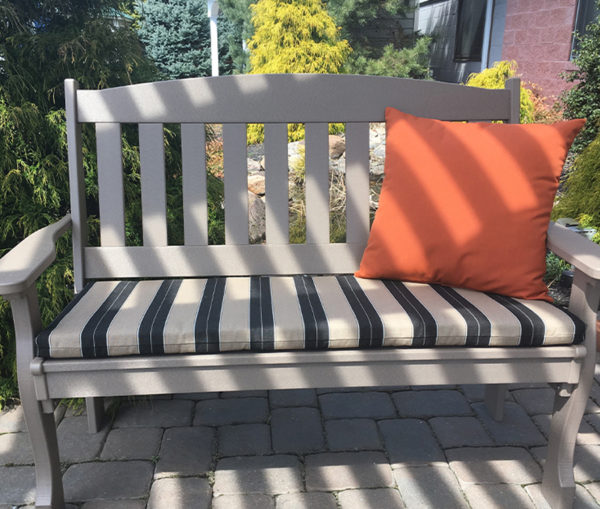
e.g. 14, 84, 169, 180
207, 0, 219, 76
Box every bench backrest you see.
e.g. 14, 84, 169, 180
65, 74, 520, 292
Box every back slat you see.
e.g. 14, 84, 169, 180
182, 123, 208, 245
264, 123, 289, 244
96, 123, 126, 247
305, 123, 330, 244
139, 124, 168, 246
345, 122, 371, 245
223, 123, 249, 245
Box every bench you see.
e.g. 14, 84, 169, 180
1, 74, 599, 509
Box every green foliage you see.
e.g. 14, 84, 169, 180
466, 61, 535, 124
219, 0, 254, 73
544, 252, 571, 288
561, 1, 600, 153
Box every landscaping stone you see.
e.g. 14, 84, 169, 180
113, 399, 193, 428
100, 427, 163, 460
534, 414, 599, 445
328, 135, 345, 159
0, 466, 35, 505
269, 389, 317, 408
63, 461, 153, 502
464, 484, 535, 508
378, 419, 445, 466
447, 447, 542, 483
430, 416, 493, 448
218, 423, 271, 456
247, 174, 266, 195
305, 451, 393, 491
0, 406, 26, 433
147, 477, 211, 509
319, 391, 396, 419
393, 466, 468, 509
194, 397, 268, 426
248, 191, 266, 243
155, 426, 215, 477
276, 492, 337, 509
271, 407, 324, 454
213, 455, 302, 495
531, 445, 600, 482
473, 402, 546, 446
57, 416, 109, 463
213, 494, 274, 509
0, 432, 32, 465
393, 390, 471, 418
337, 488, 405, 509
325, 418, 382, 451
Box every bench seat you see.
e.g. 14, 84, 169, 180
35, 275, 585, 359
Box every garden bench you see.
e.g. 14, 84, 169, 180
1, 74, 599, 509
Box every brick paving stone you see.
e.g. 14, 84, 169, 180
271, 407, 324, 454
585, 414, 600, 435
583, 482, 600, 505
394, 466, 468, 509
446, 447, 542, 484
113, 399, 193, 428
214, 455, 302, 495
269, 389, 317, 408
82, 501, 146, 509
218, 423, 271, 456
473, 402, 546, 446
526, 483, 599, 509
276, 492, 337, 509
317, 387, 388, 394
393, 390, 471, 418
147, 477, 211, 509
100, 427, 163, 460
194, 398, 268, 426
221, 390, 268, 399
412, 385, 458, 391
337, 488, 405, 509
513, 388, 600, 415
63, 461, 153, 502
319, 392, 396, 419
0, 406, 26, 433
430, 416, 494, 448
378, 419, 445, 467
460, 385, 513, 403
531, 445, 600, 483
534, 414, 600, 445
0, 466, 35, 505
464, 484, 535, 508
213, 494, 275, 509
590, 381, 600, 406
325, 419, 382, 451
173, 392, 219, 400
305, 451, 394, 491
57, 416, 109, 463
155, 426, 215, 478
0, 432, 32, 465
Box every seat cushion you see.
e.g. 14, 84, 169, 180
35, 275, 585, 359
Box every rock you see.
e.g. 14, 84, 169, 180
248, 174, 266, 195
328, 135, 345, 159
247, 159, 261, 172
288, 140, 305, 161
248, 191, 266, 243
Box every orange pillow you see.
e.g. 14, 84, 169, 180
355, 109, 585, 301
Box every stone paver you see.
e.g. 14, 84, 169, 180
319, 392, 396, 419
193, 398, 268, 426
447, 447, 542, 484
221, 390, 269, 399
271, 407, 323, 453
147, 477, 211, 509
0, 406, 26, 433
526, 483, 598, 509
534, 414, 600, 445
325, 418, 382, 451
430, 416, 494, 448
514, 388, 600, 416
155, 426, 214, 477
393, 465, 468, 509
532, 445, 600, 482
57, 416, 109, 463
269, 389, 317, 408
213, 494, 275, 509
0, 466, 35, 505
173, 392, 218, 400
113, 399, 193, 428
218, 423, 271, 456
393, 390, 471, 418
100, 427, 163, 460
81, 501, 146, 509
276, 492, 337, 509
337, 488, 405, 509
213, 455, 303, 495
464, 484, 535, 508
0, 432, 32, 465
379, 419, 445, 466
473, 402, 546, 446
305, 451, 394, 491
63, 461, 153, 502
584, 483, 600, 505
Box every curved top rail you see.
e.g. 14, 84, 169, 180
74, 74, 514, 124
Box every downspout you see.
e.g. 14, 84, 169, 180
480, 0, 494, 71
207, 0, 219, 76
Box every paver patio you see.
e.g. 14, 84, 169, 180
3, 367, 600, 508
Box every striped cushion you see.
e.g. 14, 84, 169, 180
35, 276, 585, 359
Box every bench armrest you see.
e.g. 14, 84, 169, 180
0, 214, 72, 296
547, 221, 600, 280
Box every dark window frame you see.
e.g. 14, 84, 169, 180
454, 0, 487, 62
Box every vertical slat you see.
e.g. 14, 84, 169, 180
139, 123, 168, 246
505, 77, 521, 124
96, 123, 126, 247
65, 79, 87, 293
264, 123, 289, 244
305, 123, 329, 244
223, 123, 248, 245
182, 124, 208, 245
345, 122, 370, 245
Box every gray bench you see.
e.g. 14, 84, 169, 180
1, 74, 599, 509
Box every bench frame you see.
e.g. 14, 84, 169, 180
1, 74, 599, 509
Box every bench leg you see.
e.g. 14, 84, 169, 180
11, 289, 64, 509
85, 397, 105, 434
484, 384, 507, 421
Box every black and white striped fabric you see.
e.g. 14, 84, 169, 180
35, 276, 585, 359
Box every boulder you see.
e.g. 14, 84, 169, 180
247, 158, 262, 172
248, 174, 266, 196
328, 135, 345, 159
248, 191, 266, 243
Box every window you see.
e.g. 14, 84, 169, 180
572, 0, 599, 57
454, 0, 487, 62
